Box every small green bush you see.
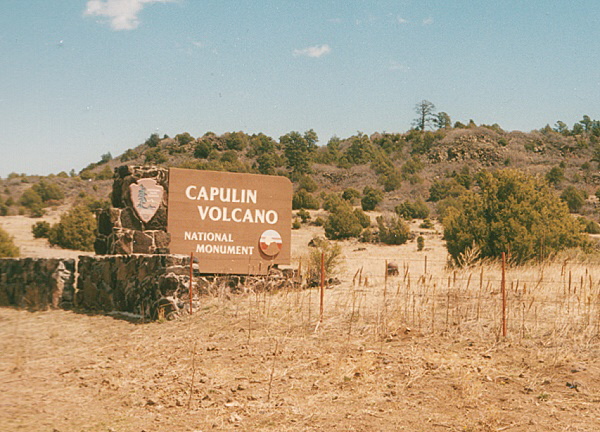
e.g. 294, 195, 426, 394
0, 227, 19, 257
342, 188, 361, 203
325, 204, 364, 240
292, 190, 320, 210
194, 141, 212, 159
322, 193, 346, 212
145, 133, 161, 147
94, 165, 114, 180
32, 221, 51, 238
292, 218, 302, 229
48, 205, 96, 251
419, 218, 434, 229
361, 186, 384, 211
298, 175, 318, 193
19, 188, 44, 216
296, 209, 311, 223
395, 198, 430, 220
353, 208, 371, 228
560, 186, 587, 213
313, 216, 325, 227
417, 235, 425, 251
307, 238, 342, 284
578, 217, 600, 234
545, 166, 564, 186
376, 215, 411, 245
32, 180, 64, 202
0, 197, 7, 216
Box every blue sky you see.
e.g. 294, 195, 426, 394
1, 0, 600, 177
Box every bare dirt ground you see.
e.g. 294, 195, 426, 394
2, 214, 600, 431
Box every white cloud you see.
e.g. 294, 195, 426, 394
293, 44, 331, 58
423, 17, 434, 25
191, 41, 204, 48
397, 16, 408, 24
84, 0, 175, 31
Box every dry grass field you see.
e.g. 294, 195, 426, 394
2, 214, 600, 431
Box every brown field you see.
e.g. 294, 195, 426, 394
2, 214, 600, 431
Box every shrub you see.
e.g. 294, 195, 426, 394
313, 216, 325, 227
48, 205, 96, 251
307, 238, 342, 284
545, 166, 564, 186
560, 186, 587, 213
324, 204, 364, 240
443, 169, 584, 265
420, 218, 434, 229
32, 179, 64, 202
120, 148, 138, 162
19, 188, 44, 216
428, 178, 466, 202
144, 148, 167, 164
322, 193, 346, 212
194, 141, 212, 159
380, 169, 403, 192
292, 190, 320, 210
292, 218, 302, 229
376, 215, 411, 245
578, 217, 600, 234
175, 132, 194, 146
296, 209, 311, 223
145, 133, 161, 147
95, 165, 114, 180
395, 199, 429, 220
417, 236, 425, 251
256, 153, 279, 175
224, 132, 248, 151
361, 186, 384, 211
32, 221, 51, 238
298, 175, 318, 193
342, 188, 361, 203
353, 208, 371, 228
79, 169, 95, 180
0, 227, 19, 257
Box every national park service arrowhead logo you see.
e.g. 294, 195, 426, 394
259, 229, 283, 257
130, 178, 164, 223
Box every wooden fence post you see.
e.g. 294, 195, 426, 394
320, 251, 325, 323
189, 252, 194, 315
501, 252, 507, 338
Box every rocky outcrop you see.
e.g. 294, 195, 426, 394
428, 129, 506, 165
0, 258, 75, 310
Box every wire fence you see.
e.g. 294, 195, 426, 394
260, 253, 600, 345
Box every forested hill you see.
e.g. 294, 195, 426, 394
2, 116, 600, 221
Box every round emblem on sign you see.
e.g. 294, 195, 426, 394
259, 230, 283, 256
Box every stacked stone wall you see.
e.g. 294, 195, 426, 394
76, 254, 192, 318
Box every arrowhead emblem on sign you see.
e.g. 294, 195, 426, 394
129, 178, 164, 223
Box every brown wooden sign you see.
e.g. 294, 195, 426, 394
167, 168, 293, 274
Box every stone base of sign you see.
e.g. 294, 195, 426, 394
0, 256, 298, 320
76, 254, 191, 318
95, 165, 170, 255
